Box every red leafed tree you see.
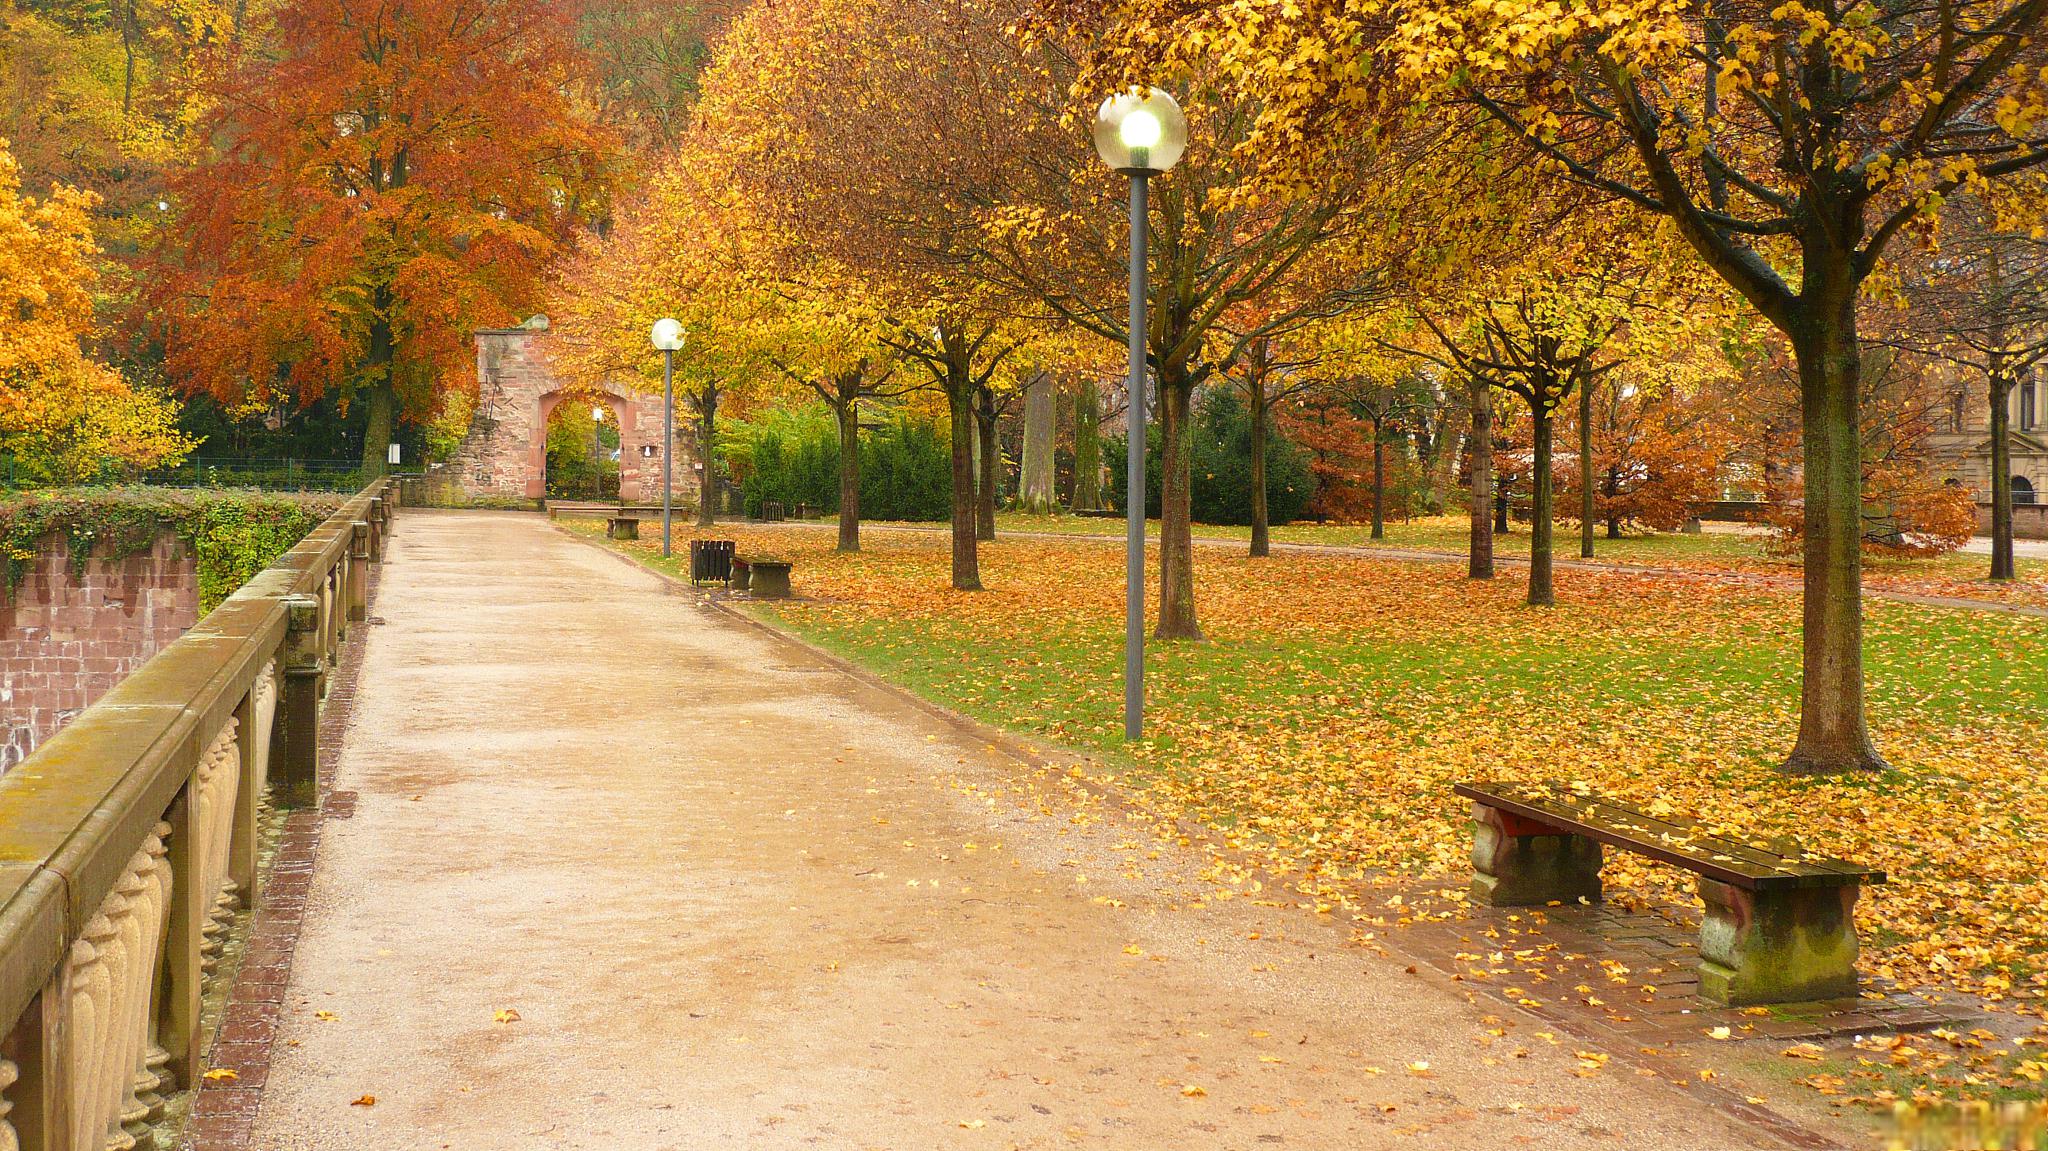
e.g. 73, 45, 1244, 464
1751, 346, 1978, 557
1559, 382, 1733, 536
145, 0, 615, 472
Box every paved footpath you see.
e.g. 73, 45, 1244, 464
248, 511, 1796, 1150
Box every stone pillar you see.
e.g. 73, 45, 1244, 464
1698, 879, 1861, 1005
278, 596, 322, 808
367, 497, 386, 562
1468, 804, 1604, 907
347, 522, 370, 622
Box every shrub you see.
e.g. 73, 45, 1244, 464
1107, 389, 1315, 526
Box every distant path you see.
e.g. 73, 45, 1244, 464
744, 518, 2048, 620
248, 510, 1784, 1149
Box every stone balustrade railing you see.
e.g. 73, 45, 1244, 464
0, 478, 396, 1151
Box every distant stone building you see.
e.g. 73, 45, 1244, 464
1928, 366, 2048, 536
436, 317, 697, 503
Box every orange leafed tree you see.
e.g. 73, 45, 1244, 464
144, 0, 616, 473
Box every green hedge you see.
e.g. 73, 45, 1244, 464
1108, 389, 1315, 525
1, 487, 343, 613
732, 411, 953, 522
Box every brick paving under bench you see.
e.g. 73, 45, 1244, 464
1389, 893, 1986, 1050
180, 570, 380, 1151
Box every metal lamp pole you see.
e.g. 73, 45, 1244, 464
662, 346, 674, 557
1093, 87, 1185, 743
650, 318, 684, 558
1124, 173, 1148, 742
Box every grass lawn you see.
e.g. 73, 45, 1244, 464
571, 517, 2048, 1107
968, 511, 2048, 608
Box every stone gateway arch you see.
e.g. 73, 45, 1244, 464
440, 316, 697, 504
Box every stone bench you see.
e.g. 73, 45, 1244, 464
606, 516, 640, 540
746, 559, 793, 599
1455, 780, 1885, 1005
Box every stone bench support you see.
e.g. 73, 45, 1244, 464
749, 561, 793, 599
1698, 879, 1862, 1006
1459, 783, 1878, 1007
607, 516, 640, 540
1469, 805, 1603, 907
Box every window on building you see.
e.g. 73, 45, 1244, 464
2016, 475, 2038, 505
1952, 391, 1967, 433
2023, 373, 2038, 431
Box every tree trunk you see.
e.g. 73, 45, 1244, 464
836, 393, 860, 552
1528, 404, 1554, 606
1604, 467, 1622, 538
1249, 385, 1271, 558
1370, 424, 1386, 541
1782, 287, 1886, 774
1070, 382, 1102, 513
1019, 373, 1056, 513
358, 381, 395, 476
975, 386, 997, 541
1989, 367, 2015, 581
696, 387, 717, 529
1155, 375, 1202, 639
357, 316, 396, 476
1579, 380, 1595, 558
1467, 377, 1494, 579
946, 371, 982, 591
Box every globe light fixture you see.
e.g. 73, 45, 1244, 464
649, 318, 685, 554
1091, 88, 1187, 175
1092, 86, 1186, 742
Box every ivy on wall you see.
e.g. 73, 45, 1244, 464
1, 487, 343, 613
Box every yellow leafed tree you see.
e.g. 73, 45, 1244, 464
0, 139, 191, 485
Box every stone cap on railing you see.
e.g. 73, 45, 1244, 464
0, 478, 388, 1031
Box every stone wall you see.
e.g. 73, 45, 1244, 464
1976, 501, 2048, 540
0, 531, 198, 770
441, 320, 698, 504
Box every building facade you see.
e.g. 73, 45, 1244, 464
1928, 366, 2048, 536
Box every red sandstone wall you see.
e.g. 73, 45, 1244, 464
1, 533, 199, 771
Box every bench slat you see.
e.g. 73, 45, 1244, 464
1455, 781, 1883, 892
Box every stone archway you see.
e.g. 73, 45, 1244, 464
534, 387, 647, 501
442, 317, 691, 504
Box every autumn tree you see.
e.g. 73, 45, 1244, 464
752, 274, 916, 550
1071, 0, 2048, 762
981, 49, 1405, 637
0, 139, 191, 483
146, 0, 615, 475
552, 142, 773, 524
1217, 336, 1319, 555
1563, 376, 1735, 536
1886, 198, 2048, 579
696, 0, 1033, 591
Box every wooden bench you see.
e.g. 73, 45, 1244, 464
1454, 781, 1885, 1006
606, 515, 639, 540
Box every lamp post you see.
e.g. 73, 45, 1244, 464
1092, 87, 1187, 742
649, 318, 686, 556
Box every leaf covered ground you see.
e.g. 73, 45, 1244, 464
576, 518, 2048, 1108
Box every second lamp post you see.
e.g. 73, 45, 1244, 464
649, 318, 686, 556
1091, 87, 1187, 742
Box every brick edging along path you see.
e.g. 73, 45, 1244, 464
180, 565, 381, 1151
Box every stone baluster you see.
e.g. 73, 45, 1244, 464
231, 668, 276, 910
0, 1058, 18, 1151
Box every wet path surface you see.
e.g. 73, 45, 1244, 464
247, 511, 1792, 1150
